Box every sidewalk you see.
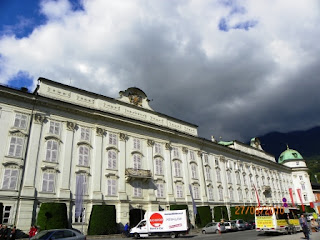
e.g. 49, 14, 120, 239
263, 231, 320, 240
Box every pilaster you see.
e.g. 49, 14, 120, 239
118, 133, 128, 200
164, 142, 175, 202
92, 127, 104, 200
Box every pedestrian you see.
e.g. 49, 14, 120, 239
9, 226, 16, 240
0, 224, 3, 239
310, 218, 319, 232
124, 223, 130, 237
1, 225, 9, 240
28, 225, 37, 239
299, 214, 310, 240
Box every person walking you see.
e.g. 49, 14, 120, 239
9, 226, 16, 240
1, 225, 9, 240
124, 223, 130, 237
28, 226, 37, 240
299, 214, 310, 240
310, 218, 319, 232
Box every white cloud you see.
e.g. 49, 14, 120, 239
1, 0, 320, 141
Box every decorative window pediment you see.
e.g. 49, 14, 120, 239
9, 129, 27, 137
153, 154, 164, 159
45, 135, 62, 143
75, 169, 90, 176
77, 141, 92, 148
174, 179, 184, 184
2, 161, 22, 168
41, 165, 59, 173
106, 146, 119, 152
105, 173, 120, 179
131, 150, 144, 156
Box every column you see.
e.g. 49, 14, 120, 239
59, 121, 76, 199
92, 127, 103, 200
118, 133, 128, 200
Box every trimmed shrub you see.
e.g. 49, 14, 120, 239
196, 206, 212, 228
230, 206, 255, 221
37, 203, 68, 230
213, 206, 228, 222
88, 205, 117, 235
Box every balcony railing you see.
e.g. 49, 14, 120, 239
125, 168, 152, 182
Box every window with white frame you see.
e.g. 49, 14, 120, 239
227, 170, 232, 183
75, 207, 85, 223
49, 121, 61, 135
133, 154, 142, 170
78, 145, 89, 166
107, 178, 117, 196
80, 127, 90, 141
108, 133, 117, 145
204, 154, 208, 164
174, 161, 182, 177
176, 185, 183, 198
256, 176, 260, 188
133, 138, 141, 150
154, 143, 162, 155
301, 183, 306, 190
14, 113, 28, 129
299, 175, 303, 180
193, 185, 200, 199
191, 163, 198, 179
76, 174, 88, 195
190, 151, 195, 161
107, 150, 117, 169
8, 136, 24, 157
218, 186, 223, 201
208, 186, 214, 200
133, 181, 142, 197
2, 206, 12, 224
2, 168, 18, 190
303, 194, 308, 202
42, 172, 55, 192
238, 188, 243, 200
243, 174, 247, 185
216, 169, 221, 182
155, 157, 163, 175
229, 188, 234, 201
215, 157, 219, 166
245, 189, 249, 199
205, 166, 211, 181
46, 140, 58, 162
156, 183, 164, 198
172, 147, 179, 158
236, 172, 241, 184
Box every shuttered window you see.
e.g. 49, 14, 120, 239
46, 140, 58, 162
107, 179, 117, 196
107, 150, 117, 169
2, 169, 18, 190
42, 172, 55, 192
14, 113, 27, 129
49, 121, 61, 135
133, 154, 141, 170
79, 146, 89, 166
155, 158, 163, 175
8, 137, 24, 157
80, 127, 90, 141
109, 133, 117, 145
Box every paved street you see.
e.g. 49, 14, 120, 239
87, 229, 320, 240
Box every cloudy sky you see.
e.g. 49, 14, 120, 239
1, 0, 320, 142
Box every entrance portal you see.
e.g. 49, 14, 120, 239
129, 208, 146, 228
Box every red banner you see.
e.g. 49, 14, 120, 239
297, 188, 305, 212
289, 188, 295, 207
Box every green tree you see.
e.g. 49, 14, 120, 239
37, 203, 68, 230
87, 205, 117, 235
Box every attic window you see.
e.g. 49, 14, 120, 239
292, 153, 298, 158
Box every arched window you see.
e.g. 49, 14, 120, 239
154, 157, 163, 175
107, 150, 117, 169
79, 145, 90, 166
133, 154, 142, 170
46, 140, 58, 162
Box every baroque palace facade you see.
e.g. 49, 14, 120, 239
0, 77, 315, 233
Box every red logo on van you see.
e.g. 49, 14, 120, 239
150, 213, 163, 227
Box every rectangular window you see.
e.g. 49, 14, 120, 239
176, 185, 183, 198
174, 161, 182, 177
107, 179, 117, 196
190, 151, 195, 161
80, 127, 90, 141
218, 187, 223, 201
107, 150, 117, 169
49, 121, 61, 135
155, 158, 163, 175
8, 136, 24, 157
303, 194, 308, 202
193, 186, 200, 199
227, 171, 232, 183
238, 189, 243, 200
172, 147, 179, 158
155, 143, 162, 155
79, 146, 89, 166
46, 140, 58, 162
215, 157, 219, 166
109, 133, 117, 145
133, 181, 142, 197
133, 154, 142, 170
2, 169, 18, 190
299, 175, 303, 180
301, 183, 306, 190
156, 183, 164, 198
191, 164, 198, 179
14, 113, 28, 129
133, 138, 141, 150
76, 174, 88, 195
205, 167, 211, 181
204, 154, 208, 163
42, 172, 55, 192
236, 172, 241, 184
216, 169, 221, 182
2, 206, 12, 224
229, 188, 234, 201
208, 187, 213, 200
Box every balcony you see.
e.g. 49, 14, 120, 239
125, 168, 152, 182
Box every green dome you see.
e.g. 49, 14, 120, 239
278, 148, 303, 164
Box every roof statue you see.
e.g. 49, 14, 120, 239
118, 87, 154, 111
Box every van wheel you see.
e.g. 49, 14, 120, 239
134, 233, 140, 239
170, 232, 176, 238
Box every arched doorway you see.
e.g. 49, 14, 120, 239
129, 208, 146, 228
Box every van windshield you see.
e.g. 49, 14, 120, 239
256, 209, 274, 216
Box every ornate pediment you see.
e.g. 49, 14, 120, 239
118, 87, 154, 110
